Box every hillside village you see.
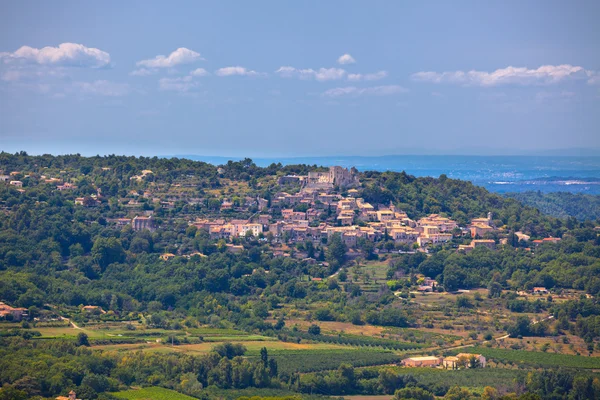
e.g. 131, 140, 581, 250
1, 164, 562, 276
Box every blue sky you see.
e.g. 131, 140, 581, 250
0, 1, 599, 157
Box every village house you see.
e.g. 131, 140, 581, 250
469, 212, 495, 237
417, 225, 453, 247
418, 214, 458, 232
160, 253, 176, 261
542, 237, 561, 244
57, 182, 76, 191
226, 244, 244, 254
82, 305, 105, 314
458, 239, 496, 253
0, 302, 28, 321
107, 218, 132, 227
347, 188, 360, 197
515, 231, 531, 242
56, 390, 80, 400
401, 356, 442, 367
442, 353, 486, 369
257, 214, 270, 225
389, 226, 420, 244
337, 210, 355, 226
132, 215, 155, 232
306, 208, 320, 221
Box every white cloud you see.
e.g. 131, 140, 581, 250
314, 68, 346, 81
0, 43, 111, 68
275, 66, 346, 81
158, 76, 199, 92
411, 65, 590, 86
136, 48, 202, 69
1, 68, 67, 82
74, 80, 130, 96
190, 68, 210, 77
322, 85, 408, 98
587, 71, 600, 85
215, 66, 264, 77
337, 54, 356, 65
347, 71, 388, 81
130, 68, 156, 76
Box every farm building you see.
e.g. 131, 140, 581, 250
401, 356, 442, 367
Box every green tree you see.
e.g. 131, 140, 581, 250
326, 234, 347, 268
77, 332, 90, 347
91, 237, 125, 270
394, 387, 434, 400
308, 324, 321, 335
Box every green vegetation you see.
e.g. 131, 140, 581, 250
250, 349, 401, 375
506, 191, 600, 221
0, 153, 599, 400
457, 346, 600, 369
113, 387, 196, 400
280, 331, 424, 351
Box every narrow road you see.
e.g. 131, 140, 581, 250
495, 315, 554, 341
63, 317, 82, 330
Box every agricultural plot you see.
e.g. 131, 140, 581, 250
350, 261, 390, 293
393, 367, 526, 392
95, 339, 344, 355
285, 319, 385, 336
456, 346, 600, 369
381, 327, 461, 345
284, 331, 426, 351
112, 386, 196, 400
253, 349, 401, 375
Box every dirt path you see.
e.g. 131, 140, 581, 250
495, 315, 554, 341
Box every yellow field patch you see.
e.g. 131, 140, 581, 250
285, 319, 385, 336
94, 340, 345, 354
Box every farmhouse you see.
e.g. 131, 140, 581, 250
0, 302, 28, 321
160, 253, 176, 261
56, 390, 80, 400
443, 353, 486, 369
401, 356, 442, 367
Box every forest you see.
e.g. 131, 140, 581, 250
506, 191, 600, 222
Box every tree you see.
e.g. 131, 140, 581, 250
91, 237, 125, 270
394, 387, 434, 400
77, 332, 90, 347
260, 347, 268, 368
326, 234, 347, 268
268, 358, 278, 377
508, 316, 531, 338
443, 263, 464, 292
481, 386, 499, 400
444, 386, 474, 400
488, 281, 502, 298
308, 324, 321, 335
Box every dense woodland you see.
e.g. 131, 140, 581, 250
1, 152, 600, 400
506, 191, 600, 222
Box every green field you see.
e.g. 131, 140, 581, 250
112, 386, 196, 400
394, 367, 525, 392
250, 348, 401, 375
456, 346, 600, 369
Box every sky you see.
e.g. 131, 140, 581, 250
0, 1, 599, 157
